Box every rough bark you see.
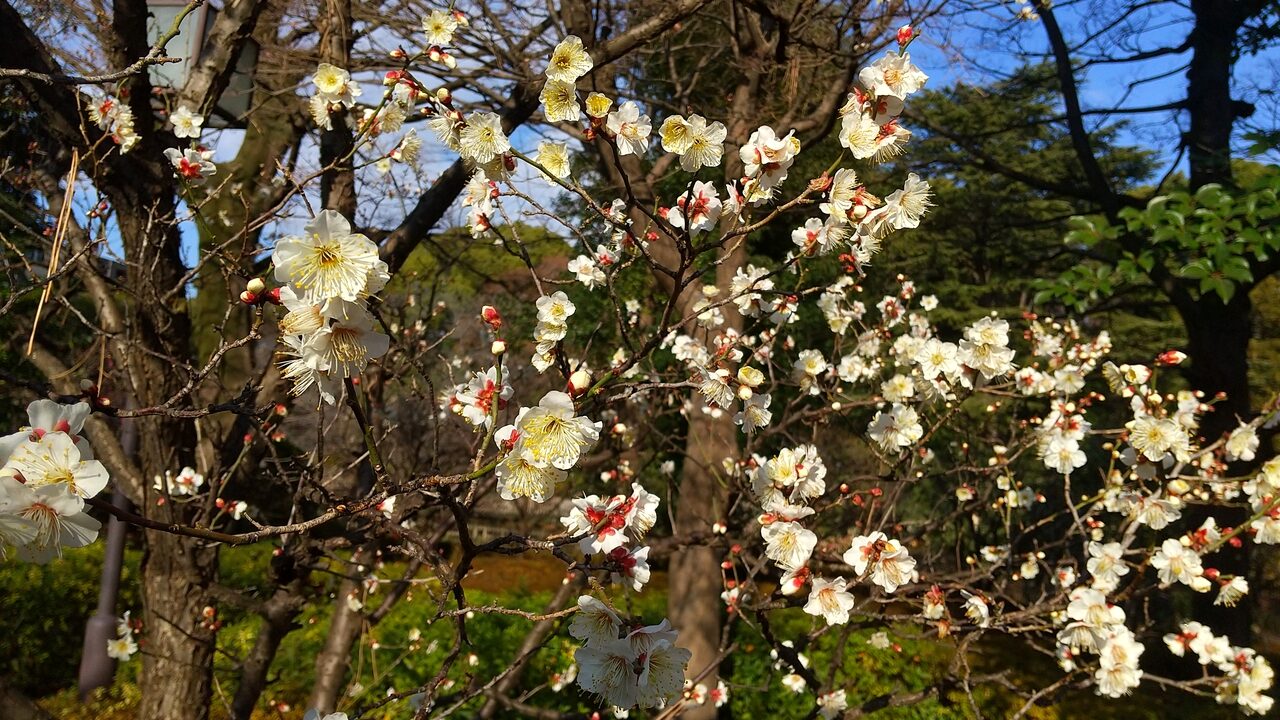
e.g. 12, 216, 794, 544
139, 529, 220, 720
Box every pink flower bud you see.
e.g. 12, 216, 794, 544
481, 305, 503, 329
897, 25, 914, 46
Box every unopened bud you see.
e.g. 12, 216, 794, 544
441, 52, 457, 69
1157, 350, 1188, 366
481, 305, 502, 329
246, 277, 266, 294
897, 25, 915, 46
491, 339, 507, 355
435, 87, 452, 104
568, 368, 592, 395
239, 290, 258, 304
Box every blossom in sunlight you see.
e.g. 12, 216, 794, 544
1094, 628, 1143, 698
301, 308, 391, 377
2, 432, 108, 499
740, 125, 800, 189
422, 9, 458, 46
536, 140, 571, 180
568, 255, 606, 289
804, 576, 855, 625
844, 532, 916, 593
517, 391, 601, 470
495, 447, 566, 503
0, 400, 93, 465
560, 483, 658, 555
458, 112, 511, 165
169, 105, 204, 139
273, 210, 386, 304
605, 101, 654, 158
569, 596, 623, 644
312, 63, 360, 106
1150, 538, 1205, 589
1226, 423, 1260, 462
540, 79, 582, 123
164, 148, 217, 185
663, 181, 722, 233
735, 392, 773, 433
858, 52, 928, 100
390, 129, 421, 164
547, 35, 593, 82
585, 92, 613, 118
817, 689, 848, 719
607, 545, 651, 591
106, 633, 138, 660
660, 114, 726, 171
878, 173, 932, 230
762, 520, 817, 571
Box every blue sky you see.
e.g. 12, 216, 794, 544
86, 1, 1279, 276
910, 0, 1280, 176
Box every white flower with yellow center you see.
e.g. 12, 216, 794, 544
517, 391, 601, 470
606, 101, 652, 157
0, 478, 100, 564
3, 433, 108, 499
881, 173, 932, 230
536, 291, 576, 325
302, 308, 390, 377
840, 110, 880, 159
820, 168, 860, 220
273, 210, 382, 303
660, 115, 694, 155
312, 63, 360, 106
536, 140, 571, 180
804, 576, 855, 625
170, 105, 204, 139
458, 111, 510, 164
859, 52, 928, 100
278, 335, 343, 406
422, 9, 458, 46
761, 520, 816, 571
1127, 414, 1184, 462
585, 92, 613, 118
569, 595, 622, 644
495, 446, 566, 503
547, 35, 593, 83
676, 115, 726, 171
540, 79, 582, 123
845, 531, 916, 593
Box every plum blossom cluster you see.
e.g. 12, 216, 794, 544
271, 210, 391, 405
88, 94, 139, 153
492, 390, 601, 503
559, 482, 658, 591
570, 596, 691, 710
1165, 621, 1274, 714
106, 611, 139, 661
0, 401, 105, 563
163, 105, 218, 185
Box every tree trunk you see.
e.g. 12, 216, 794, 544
1186, 0, 1238, 191
668, 410, 734, 718
139, 529, 219, 720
